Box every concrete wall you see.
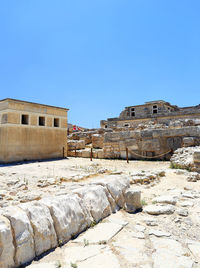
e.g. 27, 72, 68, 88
0, 99, 68, 163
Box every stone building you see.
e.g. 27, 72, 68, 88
101, 100, 200, 129
0, 98, 68, 163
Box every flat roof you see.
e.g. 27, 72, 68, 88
0, 98, 69, 111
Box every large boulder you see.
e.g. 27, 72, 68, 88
19, 202, 57, 256
2, 206, 35, 266
0, 215, 15, 268
40, 194, 92, 244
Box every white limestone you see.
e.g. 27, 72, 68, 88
73, 185, 112, 222
2, 206, 35, 266
0, 216, 15, 268
40, 194, 92, 244
19, 202, 57, 256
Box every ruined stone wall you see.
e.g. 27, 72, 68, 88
103, 126, 200, 160
68, 124, 200, 161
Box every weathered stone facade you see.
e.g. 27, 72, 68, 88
0, 98, 68, 163
101, 100, 200, 129
68, 120, 200, 161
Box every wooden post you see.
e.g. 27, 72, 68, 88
126, 147, 129, 164
90, 148, 93, 161
75, 147, 77, 157
62, 147, 65, 158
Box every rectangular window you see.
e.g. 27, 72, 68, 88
153, 105, 158, 114
131, 108, 135, 117
21, 114, 29, 125
124, 123, 130, 127
39, 116, 45, 126
54, 118, 59, 127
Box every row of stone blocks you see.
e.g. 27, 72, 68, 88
0, 176, 141, 268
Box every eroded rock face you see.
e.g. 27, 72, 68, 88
19, 202, 57, 256
0, 215, 15, 268
91, 176, 130, 210
2, 206, 35, 267
40, 194, 92, 244
73, 185, 112, 223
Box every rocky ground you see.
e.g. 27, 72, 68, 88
1, 157, 200, 268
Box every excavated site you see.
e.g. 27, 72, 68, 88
1, 119, 200, 268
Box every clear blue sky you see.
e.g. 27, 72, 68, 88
0, 1, 200, 128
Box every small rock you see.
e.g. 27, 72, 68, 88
144, 218, 158, 226
144, 205, 175, 215
152, 195, 177, 205
177, 209, 189, 217
182, 193, 195, 199
180, 201, 194, 207
149, 229, 171, 237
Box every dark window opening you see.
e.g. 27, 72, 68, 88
105, 125, 108, 128
124, 124, 130, 127
39, 116, 45, 126
54, 118, 59, 127
21, 114, 29, 125
153, 105, 158, 114
131, 112, 135, 116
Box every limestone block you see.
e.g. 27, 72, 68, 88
0, 215, 15, 268
67, 140, 85, 150
81, 149, 91, 158
124, 189, 142, 213
2, 206, 35, 266
183, 137, 195, 147
92, 134, 104, 149
97, 150, 104, 159
40, 194, 92, 244
73, 185, 112, 223
194, 151, 200, 164
19, 202, 57, 256
141, 138, 160, 151
93, 176, 130, 209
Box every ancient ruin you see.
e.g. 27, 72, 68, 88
1, 99, 200, 268
101, 100, 200, 129
0, 98, 68, 163
68, 101, 200, 162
